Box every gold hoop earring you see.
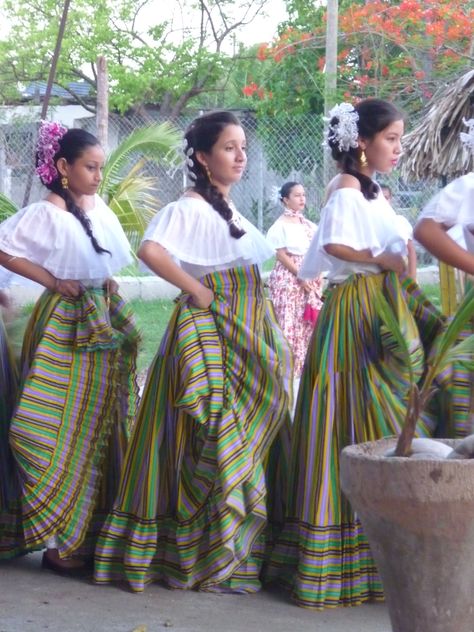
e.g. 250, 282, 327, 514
360, 150, 368, 168
61, 176, 69, 190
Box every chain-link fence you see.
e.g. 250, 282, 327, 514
0, 110, 441, 265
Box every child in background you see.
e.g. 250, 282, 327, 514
267, 182, 323, 378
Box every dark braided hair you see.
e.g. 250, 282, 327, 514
327, 99, 404, 201
184, 111, 246, 239
38, 128, 110, 255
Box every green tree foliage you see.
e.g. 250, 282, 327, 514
0, 0, 270, 116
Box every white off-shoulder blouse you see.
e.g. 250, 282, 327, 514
141, 196, 274, 279
300, 188, 409, 282
0, 195, 133, 285
418, 173, 474, 253
266, 216, 317, 256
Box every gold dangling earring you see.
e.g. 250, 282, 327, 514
360, 150, 368, 168
205, 165, 213, 185
61, 176, 69, 190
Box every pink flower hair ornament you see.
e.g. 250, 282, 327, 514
35, 120, 68, 185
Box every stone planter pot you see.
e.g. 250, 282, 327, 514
340, 437, 474, 632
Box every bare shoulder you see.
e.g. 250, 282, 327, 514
327, 173, 361, 196
45, 193, 67, 210
182, 189, 205, 201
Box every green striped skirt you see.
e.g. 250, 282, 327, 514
264, 272, 444, 609
0, 315, 18, 513
0, 289, 140, 560
94, 265, 292, 592
430, 282, 474, 438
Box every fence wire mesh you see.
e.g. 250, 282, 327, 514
0, 110, 441, 265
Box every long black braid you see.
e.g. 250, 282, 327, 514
184, 111, 246, 239
327, 99, 404, 201
38, 128, 111, 255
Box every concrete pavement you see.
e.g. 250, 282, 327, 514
0, 552, 391, 632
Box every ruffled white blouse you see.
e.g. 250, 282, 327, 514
418, 173, 474, 252
0, 195, 133, 285
266, 216, 317, 255
142, 196, 274, 279
300, 188, 408, 282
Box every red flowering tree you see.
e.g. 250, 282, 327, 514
240, 0, 474, 116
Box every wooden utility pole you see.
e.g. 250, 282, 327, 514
324, 0, 338, 116
96, 56, 109, 151
23, 0, 71, 206
323, 0, 339, 183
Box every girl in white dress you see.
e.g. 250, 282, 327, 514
414, 117, 474, 438
265, 99, 443, 609
0, 123, 139, 574
267, 182, 323, 377
94, 111, 292, 593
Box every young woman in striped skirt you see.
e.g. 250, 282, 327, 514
414, 117, 474, 438
0, 122, 139, 573
265, 99, 444, 609
94, 111, 292, 593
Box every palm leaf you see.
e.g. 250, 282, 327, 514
374, 290, 415, 386
108, 173, 160, 250
98, 122, 181, 241
430, 285, 474, 373
0, 193, 18, 221
375, 280, 474, 456
442, 335, 474, 371
100, 121, 181, 195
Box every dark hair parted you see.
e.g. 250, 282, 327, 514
38, 128, 110, 255
279, 181, 302, 201
327, 99, 404, 200
184, 111, 246, 239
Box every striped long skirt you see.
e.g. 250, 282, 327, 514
431, 283, 474, 439
0, 289, 140, 560
264, 272, 444, 609
94, 265, 292, 593
0, 316, 18, 513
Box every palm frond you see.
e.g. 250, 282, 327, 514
100, 122, 181, 194
0, 193, 18, 221
431, 285, 474, 370
108, 174, 159, 249
442, 335, 474, 371
98, 121, 181, 241
374, 290, 415, 386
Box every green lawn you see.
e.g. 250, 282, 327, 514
4, 279, 443, 377
130, 297, 175, 372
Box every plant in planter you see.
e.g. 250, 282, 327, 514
340, 285, 474, 632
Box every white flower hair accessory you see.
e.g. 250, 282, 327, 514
460, 118, 474, 153
325, 102, 359, 153
269, 185, 282, 204
182, 137, 197, 181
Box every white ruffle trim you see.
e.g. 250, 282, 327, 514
266, 217, 317, 255
419, 173, 474, 228
300, 188, 407, 281
0, 195, 133, 279
142, 197, 274, 266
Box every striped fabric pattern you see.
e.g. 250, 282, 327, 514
427, 278, 474, 439
0, 316, 18, 512
0, 289, 139, 560
264, 272, 444, 609
94, 265, 292, 592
